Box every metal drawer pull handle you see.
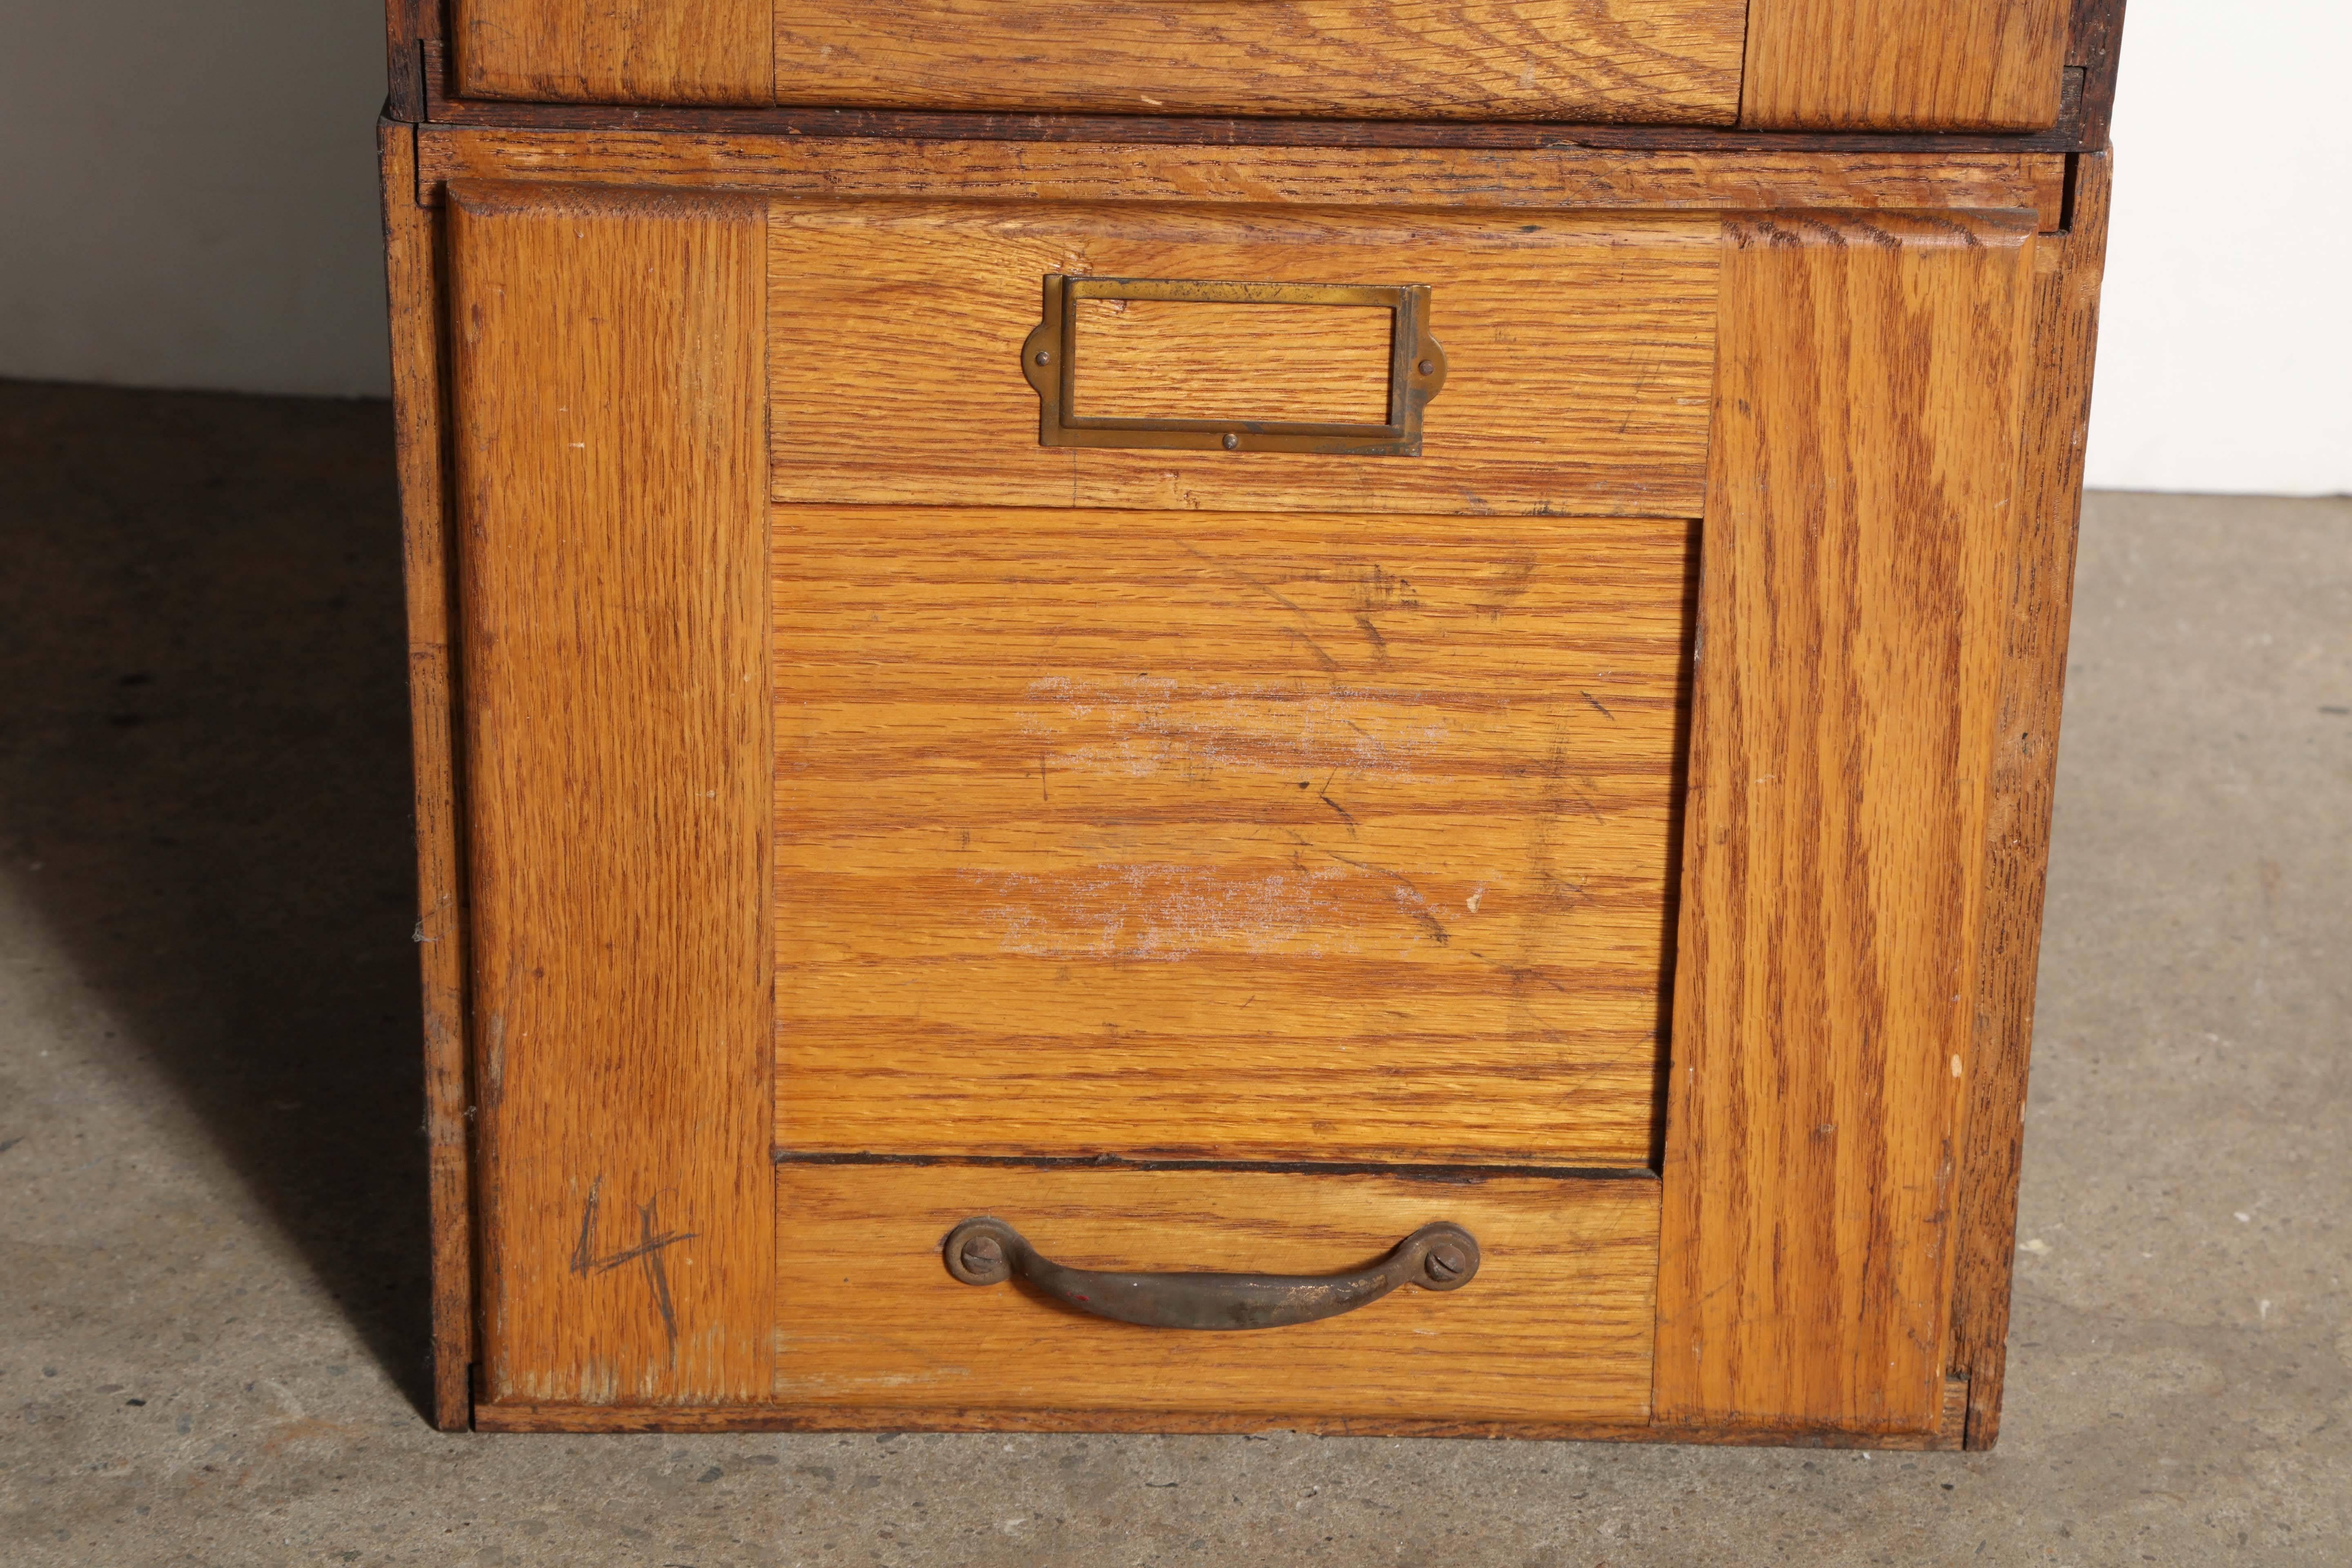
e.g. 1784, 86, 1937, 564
941, 1217, 1479, 1330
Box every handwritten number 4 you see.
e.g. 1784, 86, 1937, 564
571, 1176, 699, 1356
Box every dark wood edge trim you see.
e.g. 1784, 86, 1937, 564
1950, 149, 2111, 1452
469, 1380, 1967, 1444
778, 1151, 1658, 1183
385, 7, 418, 121
415, 38, 2098, 154
385, 0, 440, 122
2068, 0, 2127, 150
379, 116, 474, 1432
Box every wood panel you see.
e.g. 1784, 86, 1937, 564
772, 0, 1743, 122
775, 508, 1692, 1167
414, 128, 2071, 233
1073, 299, 1393, 426
448, 180, 773, 1405
416, 39, 2103, 158
1653, 208, 2039, 1434
378, 120, 471, 1433
1954, 151, 2112, 1451
774, 1166, 1659, 1423
1743, 0, 2071, 131
454, 0, 771, 106
767, 203, 1719, 517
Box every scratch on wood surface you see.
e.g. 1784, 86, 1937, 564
1175, 538, 1348, 672
1318, 846, 1451, 946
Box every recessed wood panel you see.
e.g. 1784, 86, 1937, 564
1654, 209, 2038, 1435
768, 202, 1719, 517
775, 506, 1691, 1167
773, 0, 1743, 122
447, 181, 774, 1405
454, 0, 771, 105
1742, 0, 2071, 131
775, 1165, 1659, 1423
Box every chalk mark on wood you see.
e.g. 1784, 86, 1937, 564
570, 1176, 699, 1357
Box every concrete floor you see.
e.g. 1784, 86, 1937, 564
0, 378, 2345, 1565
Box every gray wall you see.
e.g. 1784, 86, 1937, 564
0, 3, 389, 397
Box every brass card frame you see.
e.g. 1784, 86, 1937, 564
1021, 275, 1448, 455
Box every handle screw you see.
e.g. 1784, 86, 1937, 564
1418, 359, 1437, 376
1424, 1241, 1468, 1283
960, 1234, 1004, 1272
1222, 433, 1241, 450
1035, 350, 1053, 365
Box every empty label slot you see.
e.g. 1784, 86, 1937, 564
1071, 298, 1394, 426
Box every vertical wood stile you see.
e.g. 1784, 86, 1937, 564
380, 120, 473, 1432
448, 179, 773, 1406
1954, 151, 2113, 1450
1655, 208, 2038, 1434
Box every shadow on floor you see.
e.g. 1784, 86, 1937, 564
0, 379, 430, 1415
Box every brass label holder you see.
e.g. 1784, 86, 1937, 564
1021, 275, 1448, 456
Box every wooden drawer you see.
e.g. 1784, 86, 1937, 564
444, 0, 2071, 131
770, 202, 1717, 516
385, 134, 2106, 1443
777, 1167, 1659, 1424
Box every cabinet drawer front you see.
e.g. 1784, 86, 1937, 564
454, 0, 1744, 122
770, 202, 1719, 518
776, 507, 1691, 1169
423, 172, 2050, 1439
449, 0, 2069, 131
775, 1165, 1658, 1424
769, 0, 1742, 122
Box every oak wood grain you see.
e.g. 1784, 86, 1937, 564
1954, 151, 2112, 1451
775, 506, 1692, 1166
1743, 0, 2071, 131
379, 119, 472, 1433
1072, 298, 1393, 426
774, 1166, 1659, 1423
415, 38, 2100, 158
1653, 208, 2039, 1435
448, 180, 774, 1405
454, 0, 771, 106
767, 202, 1718, 517
772, 0, 1742, 123
414, 128, 2069, 233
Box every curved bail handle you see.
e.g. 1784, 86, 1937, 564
941, 1217, 1480, 1331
